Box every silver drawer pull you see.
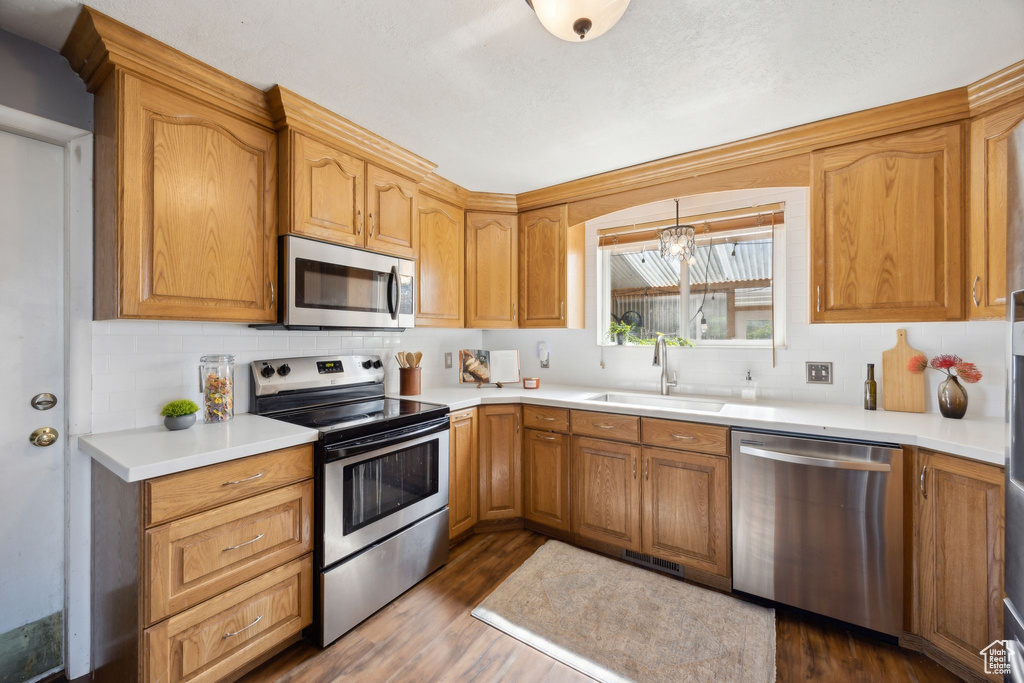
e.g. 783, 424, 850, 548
538, 416, 556, 421
672, 434, 696, 440
222, 472, 265, 486
596, 424, 615, 429
538, 435, 556, 441
223, 614, 263, 640
223, 533, 265, 552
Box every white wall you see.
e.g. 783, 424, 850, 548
91, 323, 480, 432
484, 187, 1008, 417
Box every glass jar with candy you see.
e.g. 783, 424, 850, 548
199, 354, 235, 423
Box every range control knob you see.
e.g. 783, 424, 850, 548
260, 365, 275, 378
372, 359, 383, 369
361, 360, 373, 370
278, 364, 291, 377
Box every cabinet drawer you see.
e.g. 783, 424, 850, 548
571, 410, 639, 442
144, 555, 312, 683
145, 444, 313, 527
523, 405, 569, 433
145, 481, 313, 625
641, 418, 729, 456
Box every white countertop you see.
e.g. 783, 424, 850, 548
79, 413, 319, 482
81, 384, 1006, 483
413, 384, 1007, 466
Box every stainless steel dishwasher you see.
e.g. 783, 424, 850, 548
732, 430, 903, 635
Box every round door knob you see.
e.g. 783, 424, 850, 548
260, 365, 276, 378
278, 364, 291, 376
30, 427, 58, 447
362, 360, 373, 369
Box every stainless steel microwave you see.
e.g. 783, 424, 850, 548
282, 235, 415, 329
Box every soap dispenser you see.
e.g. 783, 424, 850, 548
741, 371, 758, 400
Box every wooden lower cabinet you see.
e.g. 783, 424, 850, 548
916, 450, 1005, 680
448, 408, 479, 539
144, 556, 312, 683
478, 405, 522, 520
641, 447, 730, 578
571, 436, 642, 551
523, 429, 571, 532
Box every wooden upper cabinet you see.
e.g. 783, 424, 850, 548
523, 430, 571, 532
917, 451, 1004, 679
366, 164, 418, 258
284, 131, 365, 246
519, 205, 585, 328
448, 408, 478, 539
810, 124, 964, 323
572, 436, 641, 551
969, 101, 1024, 319
466, 212, 518, 328
103, 74, 277, 322
417, 195, 465, 327
641, 447, 730, 578
478, 405, 522, 520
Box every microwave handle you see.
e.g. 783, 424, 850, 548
387, 266, 399, 320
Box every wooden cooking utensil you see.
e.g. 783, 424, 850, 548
395, 354, 406, 368
405, 351, 416, 368
412, 351, 422, 368
882, 329, 926, 413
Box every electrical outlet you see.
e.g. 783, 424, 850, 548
444, 352, 452, 369
806, 362, 833, 385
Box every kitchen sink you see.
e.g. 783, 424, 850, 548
584, 392, 726, 413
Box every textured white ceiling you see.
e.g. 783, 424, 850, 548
2, 1, 1022, 193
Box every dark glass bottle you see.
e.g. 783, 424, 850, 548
864, 363, 877, 411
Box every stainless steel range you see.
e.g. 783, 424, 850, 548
249, 354, 450, 646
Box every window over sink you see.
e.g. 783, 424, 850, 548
596, 205, 786, 348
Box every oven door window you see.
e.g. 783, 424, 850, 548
295, 257, 389, 313
342, 440, 439, 535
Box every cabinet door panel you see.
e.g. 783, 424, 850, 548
466, 212, 518, 328
478, 405, 522, 519
641, 447, 730, 577
572, 436, 641, 551
811, 124, 963, 323
366, 164, 417, 258
519, 206, 566, 327
417, 195, 465, 327
448, 409, 478, 538
918, 451, 1004, 677
524, 430, 570, 531
969, 101, 1024, 319
122, 75, 277, 321
290, 132, 364, 246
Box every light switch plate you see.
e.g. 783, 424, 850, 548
806, 362, 833, 385
444, 352, 452, 369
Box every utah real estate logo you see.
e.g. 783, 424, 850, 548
981, 639, 1014, 676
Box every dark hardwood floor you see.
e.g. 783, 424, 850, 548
241, 530, 959, 683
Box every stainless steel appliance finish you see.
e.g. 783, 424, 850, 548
281, 235, 415, 329
1005, 121, 1024, 678
320, 507, 449, 645
651, 335, 678, 396
732, 430, 904, 636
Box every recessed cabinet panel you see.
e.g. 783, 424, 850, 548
572, 436, 641, 551
290, 132, 364, 246
366, 164, 417, 258
811, 124, 963, 323
448, 409, 478, 538
478, 405, 522, 520
417, 195, 465, 327
466, 212, 518, 328
119, 74, 277, 321
518, 204, 585, 329
524, 430, 570, 532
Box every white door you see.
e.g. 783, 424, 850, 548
0, 129, 66, 679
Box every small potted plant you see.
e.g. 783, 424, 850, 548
607, 320, 632, 345
161, 399, 200, 431
907, 354, 982, 419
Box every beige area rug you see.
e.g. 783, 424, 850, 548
472, 541, 775, 683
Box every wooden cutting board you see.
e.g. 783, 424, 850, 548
882, 329, 926, 413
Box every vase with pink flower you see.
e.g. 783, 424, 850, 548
906, 354, 983, 419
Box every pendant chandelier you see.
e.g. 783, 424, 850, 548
659, 199, 697, 264
525, 0, 631, 42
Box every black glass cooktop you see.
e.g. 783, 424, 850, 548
271, 397, 448, 443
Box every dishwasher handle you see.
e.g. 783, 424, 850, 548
738, 443, 891, 472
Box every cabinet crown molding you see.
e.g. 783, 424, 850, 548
268, 85, 436, 183
60, 6, 273, 127
968, 58, 1024, 117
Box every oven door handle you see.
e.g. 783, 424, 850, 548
387, 266, 399, 321
327, 419, 448, 462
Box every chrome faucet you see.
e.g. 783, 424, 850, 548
652, 336, 678, 396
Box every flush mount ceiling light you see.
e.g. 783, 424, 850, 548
659, 199, 697, 264
525, 0, 631, 41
